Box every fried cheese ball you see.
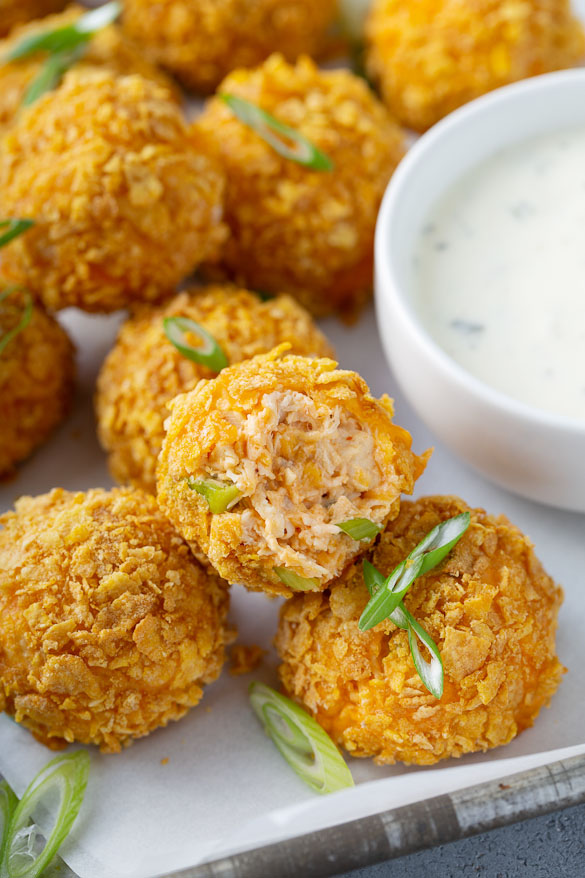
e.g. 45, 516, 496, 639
96, 285, 334, 494
276, 496, 565, 765
365, 0, 585, 132
0, 289, 74, 476
0, 487, 231, 752
157, 346, 428, 597
0, 5, 178, 136
0, 70, 226, 312
121, 0, 338, 94
196, 54, 406, 320
0, 0, 65, 38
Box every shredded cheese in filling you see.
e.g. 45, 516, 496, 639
202, 391, 388, 578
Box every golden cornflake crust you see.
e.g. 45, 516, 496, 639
0, 487, 231, 752
276, 496, 565, 765
0, 291, 74, 476
366, 0, 585, 132
121, 0, 337, 93
196, 54, 406, 320
0, 70, 226, 312
157, 347, 428, 597
96, 285, 334, 494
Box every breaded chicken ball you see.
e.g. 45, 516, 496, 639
0, 487, 231, 753
157, 346, 428, 597
0, 0, 65, 38
0, 288, 74, 476
196, 54, 406, 320
0, 70, 226, 312
0, 5, 178, 136
121, 0, 338, 94
365, 0, 585, 132
96, 285, 334, 494
276, 496, 565, 766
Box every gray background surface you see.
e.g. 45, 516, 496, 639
338, 802, 585, 877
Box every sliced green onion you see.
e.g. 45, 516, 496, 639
221, 94, 334, 172
0, 220, 34, 249
1, 751, 90, 878
0, 287, 33, 357
249, 683, 354, 795
274, 568, 320, 592
163, 316, 228, 373
23, 45, 85, 105
187, 477, 241, 513
358, 512, 470, 632
4, 1, 120, 61
0, 782, 18, 866
337, 518, 383, 541
362, 558, 385, 597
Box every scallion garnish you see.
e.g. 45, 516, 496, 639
249, 683, 354, 795
0, 782, 18, 865
23, 44, 86, 106
0, 287, 34, 357
274, 568, 320, 592
1, 751, 90, 878
163, 316, 228, 373
5, 1, 121, 61
0, 220, 34, 249
221, 94, 334, 172
187, 477, 241, 513
359, 512, 470, 631
337, 518, 383, 541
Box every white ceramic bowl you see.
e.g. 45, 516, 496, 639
375, 70, 585, 513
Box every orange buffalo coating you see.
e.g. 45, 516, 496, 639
0, 488, 231, 752
276, 495, 565, 765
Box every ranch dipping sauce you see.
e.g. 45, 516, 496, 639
413, 125, 585, 422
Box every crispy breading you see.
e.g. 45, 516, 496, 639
196, 54, 406, 320
0, 487, 231, 753
0, 5, 178, 137
276, 496, 565, 765
96, 285, 335, 494
0, 70, 226, 312
229, 644, 266, 676
0, 290, 74, 476
0, 0, 65, 37
366, 0, 585, 132
157, 347, 429, 597
121, 0, 337, 93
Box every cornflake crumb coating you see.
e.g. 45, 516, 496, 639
157, 347, 428, 597
196, 54, 406, 320
0, 5, 178, 137
276, 496, 565, 765
0, 487, 231, 753
96, 285, 334, 494
0, 291, 74, 476
121, 0, 337, 93
366, 0, 585, 132
229, 644, 266, 676
0, 0, 65, 37
0, 70, 226, 312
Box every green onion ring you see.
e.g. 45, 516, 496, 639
0, 220, 34, 249
163, 316, 228, 373
274, 568, 321, 592
337, 518, 383, 541
221, 94, 334, 172
0, 782, 18, 866
249, 683, 354, 795
1, 751, 90, 878
23, 45, 86, 105
0, 287, 34, 357
187, 477, 241, 513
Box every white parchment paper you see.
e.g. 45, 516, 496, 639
0, 306, 584, 878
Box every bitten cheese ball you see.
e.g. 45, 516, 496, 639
365, 0, 585, 132
0, 289, 74, 476
0, 0, 65, 37
96, 285, 334, 494
0, 488, 231, 753
196, 54, 406, 320
0, 5, 178, 136
276, 496, 565, 765
121, 0, 338, 93
0, 70, 226, 312
157, 347, 428, 597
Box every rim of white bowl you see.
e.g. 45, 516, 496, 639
375, 68, 585, 437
